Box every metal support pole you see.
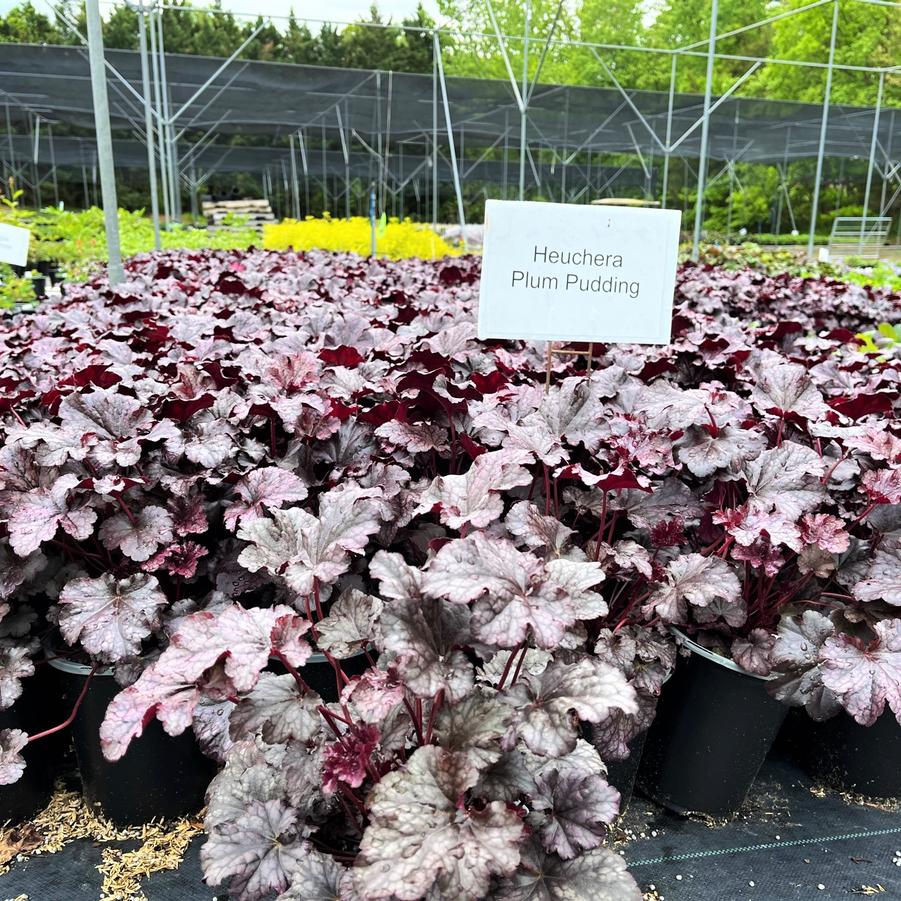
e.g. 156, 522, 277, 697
776, 129, 789, 234
662, 54, 676, 208
807, 0, 839, 259
31, 115, 41, 208
156, 10, 179, 220
691, 0, 719, 261
189, 164, 198, 219
149, 6, 170, 227
298, 129, 310, 215
289, 133, 300, 219
519, 0, 531, 201
434, 32, 467, 245
861, 69, 884, 251
344, 104, 351, 218
4, 104, 13, 189
138, 7, 161, 249
369, 183, 377, 256
48, 124, 59, 207
85, 0, 124, 283
376, 72, 384, 214
321, 123, 328, 214
503, 110, 509, 199
881, 110, 893, 219
561, 93, 569, 201
432, 40, 439, 228
726, 162, 734, 242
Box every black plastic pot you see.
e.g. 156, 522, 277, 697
796, 709, 901, 799
605, 727, 649, 812
637, 630, 788, 818
583, 714, 653, 814
0, 707, 53, 825
0, 666, 68, 825
49, 656, 215, 826
297, 650, 370, 703
30, 276, 46, 299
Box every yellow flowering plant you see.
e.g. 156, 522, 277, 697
264, 214, 460, 259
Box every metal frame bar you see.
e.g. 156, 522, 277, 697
85, 0, 123, 283
691, 0, 719, 260
807, 0, 840, 258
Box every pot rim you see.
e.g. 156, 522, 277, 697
44, 645, 368, 674
670, 626, 775, 682
44, 643, 114, 678
44, 651, 113, 676
306, 647, 369, 664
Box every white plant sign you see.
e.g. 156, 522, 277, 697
477, 200, 681, 345
0, 222, 30, 268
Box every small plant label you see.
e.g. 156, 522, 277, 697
478, 200, 681, 344
0, 222, 30, 267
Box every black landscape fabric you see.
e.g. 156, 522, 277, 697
1, 756, 900, 900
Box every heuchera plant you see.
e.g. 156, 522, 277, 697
2, 246, 901, 897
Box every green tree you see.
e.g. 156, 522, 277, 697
436, 0, 576, 84
340, 5, 403, 71
0, 1, 65, 43
283, 12, 320, 65
243, 16, 287, 61
565, 0, 646, 88
316, 23, 345, 67
102, 3, 138, 50
641, 0, 772, 92
394, 4, 435, 73
757, 0, 900, 105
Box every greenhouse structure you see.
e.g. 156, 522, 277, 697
1, 0, 900, 263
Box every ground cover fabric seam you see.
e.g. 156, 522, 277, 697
628, 826, 901, 867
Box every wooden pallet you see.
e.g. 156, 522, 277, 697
201, 198, 275, 229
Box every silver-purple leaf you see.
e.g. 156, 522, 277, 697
750, 361, 828, 420
379, 596, 473, 701
768, 611, 840, 721
352, 746, 524, 901
506, 659, 637, 756
414, 448, 533, 530
0, 640, 36, 710
229, 673, 321, 744
99, 505, 174, 562
224, 466, 308, 530
732, 629, 777, 677
315, 588, 381, 658
0, 728, 28, 785
532, 769, 620, 859
742, 442, 826, 519
645, 553, 740, 623
237, 487, 383, 594
276, 850, 354, 901
8, 474, 97, 557
434, 694, 511, 774
494, 840, 641, 901
58, 573, 168, 662
820, 620, 901, 726
853, 537, 901, 606
202, 798, 308, 901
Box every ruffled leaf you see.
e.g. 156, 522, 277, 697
58, 573, 168, 662
353, 745, 524, 901
202, 798, 308, 901
0, 728, 28, 785
820, 620, 901, 726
